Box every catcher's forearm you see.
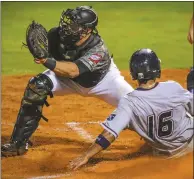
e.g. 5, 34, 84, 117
36, 58, 80, 78
53, 61, 80, 78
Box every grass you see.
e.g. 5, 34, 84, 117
1, 2, 193, 75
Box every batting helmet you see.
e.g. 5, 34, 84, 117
129, 48, 161, 80
59, 6, 98, 43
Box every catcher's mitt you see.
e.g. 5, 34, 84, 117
24, 21, 49, 59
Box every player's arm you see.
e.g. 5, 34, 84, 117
188, 14, 194, 44
186, 68, 194, 116
68, 129, 115, 170
83, 129, 116, 159
186, 92, 194, 116
35, 51, 104, 78
34, 58, 80, 78
187, 67, 194, 94
189, 98, 194, 116
53, 61, 79, 78
68, 97, 132, 170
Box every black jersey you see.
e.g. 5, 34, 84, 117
47, 27, 112, 88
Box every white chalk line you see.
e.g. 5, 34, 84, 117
2, 121, 100, 143
66, 121, 100, 125
1, 121, 101, 132
26, 173, 71, 179
1, 121, 100, 126
66, 122, 95, 142
3, 121, 100, 179
1, 121, 100, 142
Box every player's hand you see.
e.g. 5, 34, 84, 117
67, 155, 89, 170
188, 28, 193, 44
34, 58, 47, 64
188, 17, 193, 44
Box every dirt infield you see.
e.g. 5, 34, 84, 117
1, 69, 193, 179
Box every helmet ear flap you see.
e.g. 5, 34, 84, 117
156, 70, 161, 78
129, 66, 137, 80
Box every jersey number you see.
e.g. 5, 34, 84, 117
147, 110, 174, 139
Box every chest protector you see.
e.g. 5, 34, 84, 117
48, 27, 101, 62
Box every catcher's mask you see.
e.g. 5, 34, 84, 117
59, 6, 98, 45
129, 48, 161, 81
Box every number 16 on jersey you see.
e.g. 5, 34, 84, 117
147, 110, 174, 139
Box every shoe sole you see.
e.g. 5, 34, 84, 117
1, 149, 27, 157
1, 151, 18, 157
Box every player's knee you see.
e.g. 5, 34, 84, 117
22, 73, 54, 106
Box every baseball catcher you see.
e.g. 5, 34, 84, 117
2, 6, 134, 157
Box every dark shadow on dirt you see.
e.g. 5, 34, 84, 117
87, 143, 153, 167
1, 135, 90, 148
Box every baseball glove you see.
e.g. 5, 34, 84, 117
23, 21, 49, 59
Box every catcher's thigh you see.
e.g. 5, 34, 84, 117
43, 70, 88, 96
43, 60, 134, 107
88, 60, 134, 107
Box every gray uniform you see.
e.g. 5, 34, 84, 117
102, 81, 194, 157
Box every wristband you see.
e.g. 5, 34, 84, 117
95, 134, 111, 150
43, 58, 56, 70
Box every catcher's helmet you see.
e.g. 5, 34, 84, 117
59, 6, 98, 43
129, 48, 161, 80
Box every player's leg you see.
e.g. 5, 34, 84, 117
1, 70, 77, 157
187, 67, 194, 93
1, 73, 54, 157
167, 136, 194, 159
42, 70, 78, 95
88, 59, 134, 107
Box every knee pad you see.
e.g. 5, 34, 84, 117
11, 73, 54, 144
23, 73, 53, 106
